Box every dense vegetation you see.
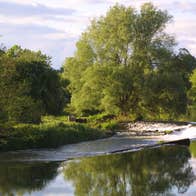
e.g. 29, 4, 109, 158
0, 45, 69, 124
0, 3, 196, 151
0, 120, 107, 151
63, 3, 196, 120
189, 69, 196, 120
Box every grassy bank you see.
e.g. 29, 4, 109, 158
0, 111, 194, 152
0, 119, 112, 151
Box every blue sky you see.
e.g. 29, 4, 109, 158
0, 0, 196, 69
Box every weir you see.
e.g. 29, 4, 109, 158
163, 125, 196, 141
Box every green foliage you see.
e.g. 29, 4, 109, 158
0, 122, 107, 151
85, 113, 118, 131
164, 130, 173, 135
87, 113, 115, 122
190, 69, 196, 103
63, 3, 196, 119
13, 47, 67, 115
0, 109, 8, 124
7, 96, 42, 124
0, 45, 68, 124
0, 53, 44, 124
188, 69, 196, 121
42, 115, 69, 124
100, 120, 119, 131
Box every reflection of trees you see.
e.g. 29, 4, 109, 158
190, 141, 196, 158
64, 145, 195, 196
0, 162, 59, 195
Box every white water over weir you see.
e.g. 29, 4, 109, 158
163, 124, 196, 141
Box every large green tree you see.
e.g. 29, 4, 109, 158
63, 3, 195, 118
143, 48, 196, 119
0, 45, 68, 123
188, 68, 196, 120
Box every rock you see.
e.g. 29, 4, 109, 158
118, 121, 189, 136
68, 115, 76, 122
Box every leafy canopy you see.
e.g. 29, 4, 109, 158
0, 45, 68, 123
63, 3, 196, 118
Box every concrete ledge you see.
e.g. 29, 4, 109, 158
110, 138, 190, 154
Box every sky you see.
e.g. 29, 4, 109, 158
0, 0, 196, 69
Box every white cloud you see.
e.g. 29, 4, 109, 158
0, 0, 196, 68
0, 0, 35, 5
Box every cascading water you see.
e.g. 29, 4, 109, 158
163, 124, 196, 141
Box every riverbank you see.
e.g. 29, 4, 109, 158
0, 114, 194, 152
0, 122, 112, 152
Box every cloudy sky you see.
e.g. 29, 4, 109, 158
0, 0, 196, 69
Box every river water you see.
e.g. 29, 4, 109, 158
0, 125, 196, 195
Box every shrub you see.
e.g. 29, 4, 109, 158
101, 120, 119, 131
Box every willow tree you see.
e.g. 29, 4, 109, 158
63, 3, 195, 118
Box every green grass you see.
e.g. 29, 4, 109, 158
0, 119, 111, 151
85, 113, 120, 131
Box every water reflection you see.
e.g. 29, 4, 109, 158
0, 162, 60, 195
63, 145, 195, 196
0, 144, 195, 196
190, 141, 196, 158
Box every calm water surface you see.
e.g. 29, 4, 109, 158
0, 140, 196, 196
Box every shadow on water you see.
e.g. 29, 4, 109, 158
0, 143, 195, 195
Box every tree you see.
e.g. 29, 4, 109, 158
0, 45, 68, 123
188, 69, 196, 120
63, 3, 196, 119
0, 55, 42, 123
142, 49, 196, 119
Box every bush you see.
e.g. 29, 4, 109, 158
100, 120, 119, 131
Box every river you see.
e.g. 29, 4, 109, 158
0, 125, 196, 195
